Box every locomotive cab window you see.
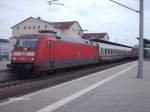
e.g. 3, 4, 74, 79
47, 40, 51, 48
16, 38, 38, 48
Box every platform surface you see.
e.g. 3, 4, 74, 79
1, 60, 150, 112
0, 61, 10, 71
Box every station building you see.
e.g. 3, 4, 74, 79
0, 39, 9, 60
11, 17, 83, 38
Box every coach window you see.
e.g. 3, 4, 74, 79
101, 48, 103, 54
47, 40, 51, 48
24, 26, 26, 30
105, 49, 107, 54
45, 25, 47, 29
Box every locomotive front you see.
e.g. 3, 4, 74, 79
10, 36, 39, 72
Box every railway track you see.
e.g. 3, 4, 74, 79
0, 59, 135, 101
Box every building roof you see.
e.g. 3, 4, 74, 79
91, 39, 132, 48
139, 38, 150, 44
11, 17, 82, 30
0, 39, 9, 43
52, 21, 82, 30
11, 17, 52, 29
137, 38, 150, 48
82, 33, 108, 39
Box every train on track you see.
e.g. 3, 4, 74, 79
8, 30, 137, 74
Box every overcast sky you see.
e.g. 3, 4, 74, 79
0, 0, 150, 46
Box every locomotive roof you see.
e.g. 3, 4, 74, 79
18, 34, 40, 39
55, 35, 94, 44
17, 34, 93, 45
91, 39, 132, 48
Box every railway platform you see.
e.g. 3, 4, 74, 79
0, 60, 150, 112
0, 61, 10, 72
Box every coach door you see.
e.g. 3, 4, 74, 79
47, 40, 55, 68
96, 43, 100, 62
47, 40, 53, 59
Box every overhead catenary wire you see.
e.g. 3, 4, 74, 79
0, 4, 29, 15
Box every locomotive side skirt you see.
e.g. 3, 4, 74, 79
42, 58, 98, 71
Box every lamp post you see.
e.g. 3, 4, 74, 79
137, 0, 144, 78
110, 0, 144, 79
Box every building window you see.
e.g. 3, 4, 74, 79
17, 27, 19, 30
38, 26, 40, 29
72, 27, 74, 32
33, 26, 35, 30
45, 25, 47, 29
24, 26, 26, 30
28, 26, 31, 30
105, 49, 107, 54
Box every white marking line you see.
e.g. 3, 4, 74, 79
0, 97, 30, 106
38, 64, 137, 112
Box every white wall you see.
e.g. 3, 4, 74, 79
12, 17, 55, 37
62, 23, 81, 38
12, 17, 82, 39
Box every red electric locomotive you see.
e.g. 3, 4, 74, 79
10, 31, 99, 73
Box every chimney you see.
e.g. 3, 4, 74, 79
37, 17, 41, 20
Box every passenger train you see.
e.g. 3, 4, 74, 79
8, 30, 137, 74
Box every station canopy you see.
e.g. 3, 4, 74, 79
137, 38, 150, 48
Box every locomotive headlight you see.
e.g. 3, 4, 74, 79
13, 57, 16, 60
31, 58, 34, 61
